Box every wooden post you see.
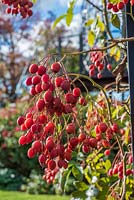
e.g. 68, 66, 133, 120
126, 3, 134, 164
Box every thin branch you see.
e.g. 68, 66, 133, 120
103, 0, 114, 40
86, 0, 103, 12
45, 37, 134, 57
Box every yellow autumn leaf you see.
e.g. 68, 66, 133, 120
88, 30, 95, 47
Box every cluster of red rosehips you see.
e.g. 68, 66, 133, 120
17, 60, 94, 183
2, 0, 33, 18
108, 154, 133, 179
107, 0, 134, 13
89, 51, 112, 79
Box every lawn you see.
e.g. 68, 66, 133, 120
0, 190, 71, 200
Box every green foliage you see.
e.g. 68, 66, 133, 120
52, 15, 66, 29
66, 0, 76, 26
21, 170, 54, 195
88, 30, 95, 47
0, 168, 23, 191
31, 0, 37, 3
111, 14, 120, 29
52, 0, 76, 28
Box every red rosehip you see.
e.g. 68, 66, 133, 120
97, 72, 102, 79
95, 60, 100, 67
73, 87, 81, 97
17, 116, 25, 126
66, 123, 76, 134
51, 62, 61, 73
37, 65, 46, 75
26, 131, 33, 144
41, 74, 50, 83
27, 147, 36, 158
24, 118, 34, 129
98, 122, 108, 133
44, 121, 55, 135
102, 139, 110, 148
79, 97, 87, 106
36, 99, 45, 111
41, 82, 50, 91
18, 135, 27, 145
25, 76, 32, 86
35, 83, 42, 93
89, 64, 95, 70
46, 139, 55, 151
111, 123, 119, 133
107, 3, 113, 10
78, 133, 86, 143
32, 140, 42, 152
113, 166, 118, 174
38, 154, 46, 166
89, 69, 95, 77
98, 63, 104, 71
107, 64, 112, 71
30, 86, 37, 96
50, 149, 58, 159
39, 115, 47, 124
44, 90, 53, 103
117, 2, 124, 10
55, 77, 63, 87
128, 155, 133, 164
123, 0, 129, 4
61, 80, 70, 91
6, 7, 11, 14
104, 149, 110, 156
108, 169, 113, 176
21, 124, 27, 131
62, 160, 68, 169
29, 63, 38, 74
82, 145, 90, 153
26, 112, 33, 119
48, 160, 56, 170
65, 93, 75, 104
89, 138, 97, 148
31, 124, 38, 133
32, 75, 41, 85
112, 4, 119, 12
126, 169, 132, 176
95, 124, 101, 134
64, 104, 72, 114
27, 9, 33, 17
70, 137, 78, 147
64, 151, 71, 161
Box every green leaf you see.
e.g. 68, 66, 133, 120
84, 167, 91, 183
66, 13, 73, 26
75, 181, 89, 191
61, 169, 71, 191
66, 0, 76, 26
97, 19, 105, 32
72, 191, 87, 199
109, 0, 120, 3
109, 46, 121, 61
72, 166, 83, 181
52, 14, 66, 29
111, 14, 120, 29
85, 19, 94, 26
105, 160, 111, 172
31, 0, 37, 3
88, 30, 95, 47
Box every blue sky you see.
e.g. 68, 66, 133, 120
35, 0, 83, 20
